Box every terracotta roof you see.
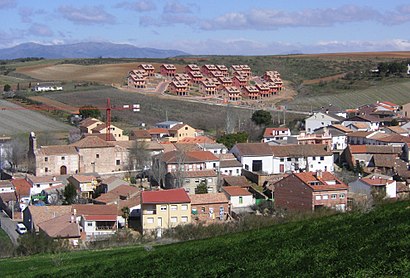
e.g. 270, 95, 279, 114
161, 150, 219, 164
294, 172, 348, 191
385, 126, 408, 134
180, 170, 217, 178
73, 204, 117, 216
27, 175, 62, 184
169, 124, 189, 132
222, 186, 252, 196
331, 124, 354, 133
263, 127, 289, 138
174, 143, 202, 152
148, 128, 169, 135
220, 160, 242, 168
348, 145, 401, 154
83, 215, 117, 221
37, 214, 80, 239
79, 117, 101, 128
178, 136, 216, 144
132, 129, 151, 138
37, 145, 78, 156
372, 154, 397, 168
223, 176, 250, 187
271, 144, 331, 157
190, 193, 229, 205
160, 142, 178, 153
360, 177, 395, 186
218, 153, 236, 160
109, 184, 140, 198
28, 205, 73, 232
92, 123, 107, 132
71, 136, 114, 148
347, 131, 373, 138
141, 188, 191, 204
0, 192, 17, 203
94, 192, 118, 204
69, 175, 96, 183
12, 178, 31, 197
234, 143, 273, 156
375, 134, 410, 144
83, 133, 116, 141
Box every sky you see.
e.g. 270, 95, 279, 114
1, 0, 410, 55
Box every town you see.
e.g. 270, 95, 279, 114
1, 60, 410, 251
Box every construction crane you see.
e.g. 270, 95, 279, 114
0, 97, 140, 141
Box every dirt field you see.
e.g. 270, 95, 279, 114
0, 99, 72, 135
16, 62, 187, 86
28, 96, 80, 114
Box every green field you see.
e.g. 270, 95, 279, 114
1, 200, 410, 277
285, 80, 410, 111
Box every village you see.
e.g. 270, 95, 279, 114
2, 74, 410, 248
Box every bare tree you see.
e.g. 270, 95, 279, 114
68, 128, 82, 144
10, 135, 28, 172
128, 140, 151, 171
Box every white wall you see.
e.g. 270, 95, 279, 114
241, 156, 273, 174
230, 195, 254, 208
220, 166, 242, 176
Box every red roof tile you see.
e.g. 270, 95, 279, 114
11, 178, 31, 197
294, 172, 348, 191
222, 186, 252, 196
141, 188, 190, 204
190, 193, 229, 205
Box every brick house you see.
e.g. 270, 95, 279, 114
141, 188, 191, 237
232, 75, 248, 88
218, 76, 232, 90
190, 193, 230, 222
349, 176, 397, 199
137, 64, 155, 76
188, 71, 204, 84
255, 83, 271, 98
127, 71, 146, 88
168, 80, 189, 96
222, 86, 241, 102
242, 86, 260, 100
199, 79, 217, 95
201, 64, 217, 76
274, 171, 348, 212
296, 130, 332, 150
216, 65, 229, 76
178, 169, 218, 194
184, 64, 200, 73
160, 64, 176, 77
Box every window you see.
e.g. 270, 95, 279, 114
96, 154, 99, 159
339, 194, 345, 199
61, 156, 65, 160
37, 184, 40, 188
280, 158, 284, 162
312, 156, 316, 161
320, 156, 324, 161
323, 195, 329, 200
213, 163, 216, 168
171, 205, 177, 211
181, 216, 188, 222
147, 217, 154, 224
287, 158, 291, 162
116, 160, 120, 165
239, 196, 243, 204
207, 178, 213, 183
185, 126, 188, 130
201, 207, 206, 213
170, 217, 177, 223
87, 222, 92, 227
44, 157, 48, 162
252, 160, 262, 172
45, 167, 48, 173
160, 206, 167, 211
181, 205, 188, 211
185, 179, 190, 184
236, 169, 240, 174
315, 195, 321, 200
331, 194, 337, 199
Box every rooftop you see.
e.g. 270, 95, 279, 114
141, 188, 190, 204
222, 186, 252, 196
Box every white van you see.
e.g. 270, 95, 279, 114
16, 223, 27, 234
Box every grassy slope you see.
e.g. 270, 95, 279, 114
1, 200, 410, 277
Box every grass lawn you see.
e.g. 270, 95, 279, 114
1, 200, 410, 277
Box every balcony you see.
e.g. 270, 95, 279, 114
144, 210, 157, 215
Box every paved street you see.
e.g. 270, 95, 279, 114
0, 211, 20, 245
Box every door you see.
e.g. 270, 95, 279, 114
279, 164, 284, 173
156, 217, 162, 238
60, 165, 67, 175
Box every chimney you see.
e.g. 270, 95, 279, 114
70, 215, 75, 223
316, 170, 322, 179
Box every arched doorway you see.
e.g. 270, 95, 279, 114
60, 165, 67, 175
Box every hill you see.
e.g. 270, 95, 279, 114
0, 42, 189, 59
1, 200, 410, 277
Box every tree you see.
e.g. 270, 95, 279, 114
79, 105, 101, 119
251, 110, 272, 126
390, 119, 399, 126
195, 181, 208, 194
3, 84, 11, 92
217, 132, 248, 149
121, 206, 130, 229
128, 140, 151, 172
63, 183, 77, 205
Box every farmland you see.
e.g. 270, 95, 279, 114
0, 99, 72, 135
1, 200, 410, 277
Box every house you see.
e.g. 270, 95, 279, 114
349, 176, 396, 199
79, 118, 103, 134
263, 71, 281, 82
137, 64, 155, 76
230, 65, 251, 77
168, 124, 197, 142
0, 180, 14, 193
296, 130, 332, 150
190, 193, 230, 222
241, 86, 260, 100
232, 75, 247, 88
32, 82, 63, 92
200, 64, 218, 76
382, 126, 409, 137
97, 176, 129, 193
127, 72, 146, 88
222, 175, 251, 188
160, 64, 176, 77
12, 178, 31, 211
230, 143, 274, 174
187, 71, 204, 84
168, 80, 189, 96
197, 143, 228, 155
218, 76, 232, 89
129, 129, 152, 141
176, 169, 218, 194
91, 123, 129, 141
67, 175, 97, 199
173, 73, 191, 85
274, 171, 348, 212
40, 183, 65, 205
305, 112, 345, 133
199, 79, 217, 95
148, 128, 170, 140
141, 188, 191, 237
271, 144, 334, 174
155, 121, 183, 129
26, 175, 63, 195
216, 65, 229, 76
342, 115, 380, 131
23, 205, 73, 232
262, 127, 291, 143
37, 213, 81, 245
219, 158, 243, 177
73, 204, 118, 241
255, 83, 271, 98
222, 186, 254, 212
184, 64, 200, 73
313, 124, 353, 151
222, 86, 241, 102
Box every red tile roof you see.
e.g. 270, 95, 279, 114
190, 193, 229, 205
263, 127, 289, 138
360, 178, 395, 186
222, 186, 252, 196
294, 172, 348, 191
72, 204, 117, 216
71, 136, 114, 148
83, 215, 117, 221
12, 178, 31, 197
141, 188, 190, 204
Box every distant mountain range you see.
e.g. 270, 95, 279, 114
0, 42, 189, 59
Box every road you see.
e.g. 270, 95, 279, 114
0, 211, 20, 245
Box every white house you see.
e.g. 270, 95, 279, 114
0, 180, 14, 193
219, 159, 243, 176
305, 112, 344, 134
314, 124, 353, 151
230, 143, 274, 174
342, 115, 380, 132
197, 143, 228, 155
155, 121, 183, 129
349, 176, 396, 199
262, 127, 291, 143
26, 175, 63, 195
33, 83, 63, 92
271, 144, 334, 174
222, 186, 254, 208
